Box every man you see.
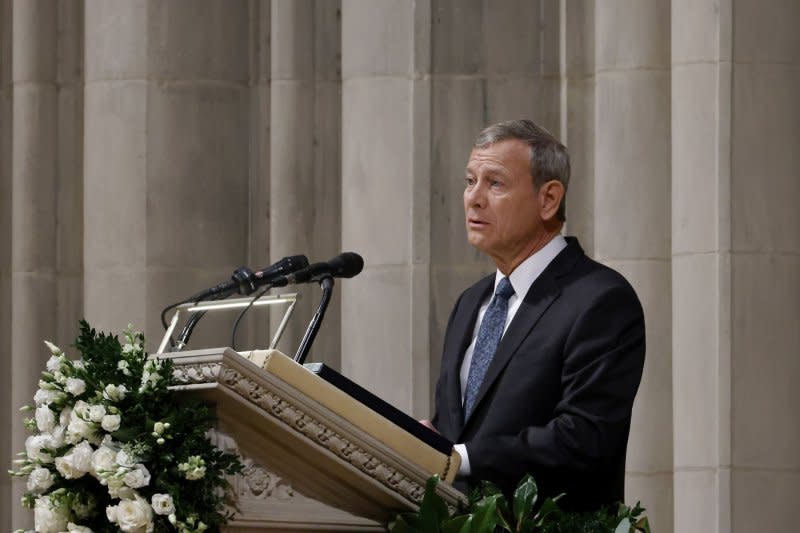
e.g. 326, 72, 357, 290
427, 119, 645, 511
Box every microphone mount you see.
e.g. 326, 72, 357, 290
294, 275, 335, 365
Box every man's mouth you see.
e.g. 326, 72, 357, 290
467, 218, 488, 227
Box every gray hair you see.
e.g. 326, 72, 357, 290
474, 119, 570, 222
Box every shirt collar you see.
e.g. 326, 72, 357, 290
493, 235, 568, 298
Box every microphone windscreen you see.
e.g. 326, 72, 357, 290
330, 252, 364, 278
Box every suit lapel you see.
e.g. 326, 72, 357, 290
444, 276, 493, 437
458, 238, 584, 437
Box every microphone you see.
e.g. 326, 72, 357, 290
272, 252, 364, 287
197, 254, 309, 299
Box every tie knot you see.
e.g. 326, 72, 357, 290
495, 277, 514, 300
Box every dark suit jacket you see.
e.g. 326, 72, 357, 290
432, 237, 645, 510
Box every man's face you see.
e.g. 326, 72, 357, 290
464, 139, 543, 268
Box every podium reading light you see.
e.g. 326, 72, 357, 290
157, 293, 299, 354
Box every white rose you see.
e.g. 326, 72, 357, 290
101, 414, 121, 432
103, 384, 127, 402
116, 450, 136, 468
55, 441, 93, 478
123, 464, 151, 489
107, 477, 135, 499
45, 425, 66, 449
25, 435, 53, 463
34, 388, 59, 407
45, 355, 62, 373
67, 414, 95, 444
150, 493, 175, 516
59, 406, 72, 427
34, 497, 68, 533
109, 496, 153, 533
91, 445, 117, 477
65, 378, 86, 396
67, 523, 93, 533
73, 359, 85, 370
35, 406, 56, 433
73, 400, 90, 418
88, 404, 106, 423
27, 467, 55, 493
71, 441, 94, 472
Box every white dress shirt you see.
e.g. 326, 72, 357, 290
454, 235, 567, 476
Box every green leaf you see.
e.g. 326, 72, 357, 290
441, 515, 471, 533
468, 494, 500, 533
418, 475, 449, 530
512, 474, 538, 527
389, 515, 425, 533
532, 497, 561, 528
635, 516, 651, 533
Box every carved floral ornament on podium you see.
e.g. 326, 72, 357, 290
9, 321, 242, 533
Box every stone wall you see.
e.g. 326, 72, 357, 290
1, 1, 798, 531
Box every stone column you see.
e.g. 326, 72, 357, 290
54, 0, 83, 345
428, 0, 562, 407
9, 1, 58, 527
244, 0, 272, 349
269, 0, 341, 366
341, 0, 432, 416
593, 2, 673, 530
672, 0, 800, 530
83, 0, 251, 350
726, 0, 800, 527
671, 2, 732, 530
562, 0, 595, 248
0, 0, 12, 526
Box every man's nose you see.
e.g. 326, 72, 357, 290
465, 182, 486, 207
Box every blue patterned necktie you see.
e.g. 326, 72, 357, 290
463, 277, 515, 419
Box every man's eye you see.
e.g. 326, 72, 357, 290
465, 177, 476, 186
490, 180, 502, 187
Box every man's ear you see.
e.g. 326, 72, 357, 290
538, 180, 565, 221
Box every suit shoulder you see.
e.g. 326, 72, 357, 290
567, 255, 642, 306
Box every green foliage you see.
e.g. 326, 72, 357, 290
390, 475, 651, 533
10, 320, 242, 533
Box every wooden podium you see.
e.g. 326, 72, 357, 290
159, 347, 466, 532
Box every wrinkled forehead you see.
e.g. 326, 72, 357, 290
466, 140, 531, 175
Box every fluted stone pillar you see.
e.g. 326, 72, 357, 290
341, 0, 432, 415
269, 0, 341, 366
9, 1, 59, 527
244, 0, 272, 349
672, 0, 800, 531
428, 0, 562, 406
563, 0, 595, 249
54, 0, 83, 345
671, 3, 732, 530
83, 0, 251, 350
726, 0, 800, 526
0, 0, 12, 527
593, 2, 673, 531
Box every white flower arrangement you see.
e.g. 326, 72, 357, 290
9, 321, 241, 533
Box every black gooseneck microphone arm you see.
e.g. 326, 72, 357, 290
294, 275, 334, 364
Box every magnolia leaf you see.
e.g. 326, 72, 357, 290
635, 516, 652, 533
418, 475, 449, 530
468, 494, 500, 533
532, 497, 561, 528
441, 515, 471, 533
389, 515, 425, 533
512, 474, 538, 525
